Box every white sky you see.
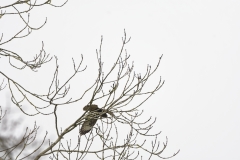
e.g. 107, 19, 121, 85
0, 0, 240, 160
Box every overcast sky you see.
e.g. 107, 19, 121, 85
1, 0, 240, 160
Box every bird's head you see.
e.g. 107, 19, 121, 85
83, 104, 99, 111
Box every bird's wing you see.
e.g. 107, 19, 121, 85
80, 118, 98, 135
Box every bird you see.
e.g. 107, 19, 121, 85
80, 104, 108, 135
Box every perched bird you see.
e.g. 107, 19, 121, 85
80, 104, 108, 135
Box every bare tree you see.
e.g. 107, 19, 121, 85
0, 1, 179, 159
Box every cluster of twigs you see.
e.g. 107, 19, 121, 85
0, 0, 67, 71
0, 0, 66, 159
32, 31, 179, 159
0, 105, 47, 160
